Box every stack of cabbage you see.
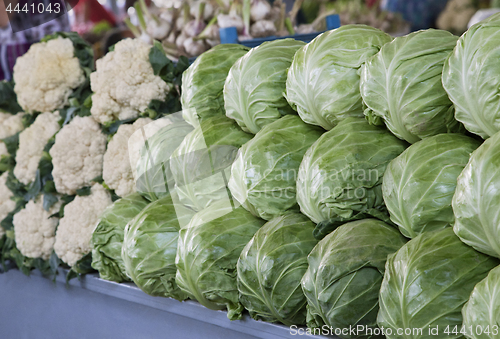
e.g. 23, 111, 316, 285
4, 15, 500, 339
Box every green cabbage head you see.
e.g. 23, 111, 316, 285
237, 212, 318, 326
175, 200, 265, 320
91, 192, 150, 282
135, 115, 194, 201
285, 25, 392, 130
383, 134, 480, 239
170, 115, 252, 212
453, 130, 500, 258
378, 228, 498, 339
442, 13, 500, 139
181, 44, 250, 127
462, 265, 500, 339
361, 29, 460, 144
229, 115, 323, 220
296, 117, 407, 237
121, 192, 194, 300
224, 39, 305, 134
302, 219, 406, 338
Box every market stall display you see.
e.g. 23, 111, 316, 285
3, 10, 500, 339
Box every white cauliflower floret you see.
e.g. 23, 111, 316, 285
13, 37, 85, 113
14, 112, 60, 185
0, 172, 16, 237
13, 196, 61, 260
90, 38, 170, 124
0, 112, 25, 139
54, 184, 112, 266
50, 116, 107, 195
102, 118, 152, 197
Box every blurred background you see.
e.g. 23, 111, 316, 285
2, 0, 500, 77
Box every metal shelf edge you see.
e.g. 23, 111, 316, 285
24, 268, 336, 339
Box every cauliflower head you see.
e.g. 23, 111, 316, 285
13, 37, 85, 113
103, 118, 152, 197
14, 112, 60, 185
13, 196, 61, 260
54, 184, 112, 266
50, 116, 107, 195
90, 38, 170, 124
0, 112, 25, 139
0, 172, 16, 237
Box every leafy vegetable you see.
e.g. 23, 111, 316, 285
229, 115, 323, 220
462, 265, 500, 339
442, 13, 500, 139
90, 193, 149, 282
4, 134, 57, 207
237, 212, 317, 326
360, 29, 460, 144
181, 44, 250, 127
122, 193, 193, 300
175, 200, 265, 320
170, 115, 252, 212
149, 41, 189, 85
378, 228, 498, 339
302, 219, 406, 337
224, 39, 305, 134
285, 25, 392, 130
0, 134, 19, 175
383, 134, 480, 238
0, 81, 22, 114
296, 117, 407, 235
147, 41, 189, 118
453, 130, 500, 258
0, 113, 36, 176
135, 115, 194, 201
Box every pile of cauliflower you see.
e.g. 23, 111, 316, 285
0, 35, 181, 271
